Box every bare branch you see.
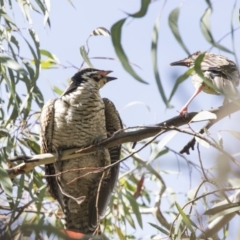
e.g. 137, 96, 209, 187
6, 102, 240, 180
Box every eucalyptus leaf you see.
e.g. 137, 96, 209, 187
168, 7, 190, 55
111, 19, 148, 84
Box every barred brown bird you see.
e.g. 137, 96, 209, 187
170, 51, 240, 115
40, 68, 122, 236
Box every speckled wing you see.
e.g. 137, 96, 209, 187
88, 98, 123, 226
40, 99, 63, 205
201, 54, 240, 97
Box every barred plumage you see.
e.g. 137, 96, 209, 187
170, 51, 240, 115
40, 68, 122, 236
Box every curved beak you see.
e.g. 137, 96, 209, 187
170, 58, 191, 67
97, 70, 117, 82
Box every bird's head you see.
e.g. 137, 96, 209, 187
73, 68, 117, 89
170, 51, 202, 68
62, 68, 117, 96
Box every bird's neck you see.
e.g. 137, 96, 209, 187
61, 81, 101, 105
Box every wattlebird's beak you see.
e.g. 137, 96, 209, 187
97, 70, 117, 82
170, 58, 192, 67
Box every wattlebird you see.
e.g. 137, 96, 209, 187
40, 68, 122, 236
170, 51, 240, 115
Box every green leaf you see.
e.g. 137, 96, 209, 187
208, 205, 240, 222
123, 204, 136, 229
128, 0, 151, 18
0, 53, 27, 75
168, 7, 190, 55
52, 86, 63, 95
0, 9, 16, 26
19, 87, 33, 117
0, 130, 10, 139
152, 14, 172, 108
28, 29, 41, 80
115, 226, 125, 240
148, 222, 169, 235
125, 191, 143, 228
43, 0, 50, 26
0, 167, 13, 207
175, 202, 194, 233
204, 202, 240, 215
111, 19, 148, 84
194, 52, 218, 92
17, 0, 33, 24
34, 0, 51, 27
200, 7, 233, 54
26, 138, 40, 154
79, 45, 94, 68
168, 68, 193, 103
40, 59, 57, 69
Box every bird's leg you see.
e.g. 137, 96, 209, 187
179, 86, 202, 115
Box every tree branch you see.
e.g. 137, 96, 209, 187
6, 102, 240, 179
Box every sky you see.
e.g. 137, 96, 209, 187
7, 0, 240, 239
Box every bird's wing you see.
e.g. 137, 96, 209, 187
88, 98, 123, 226
201, 55, 240, 97
40, 99, 61, 201
102, 97, 123, 194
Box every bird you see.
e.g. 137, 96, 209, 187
40, 68, 122, 236
170, 51, 240, 115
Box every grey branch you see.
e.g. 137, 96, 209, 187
6, 101, 240, 180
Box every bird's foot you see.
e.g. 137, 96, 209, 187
179, 107, 188, 117
92, 136, 105, 145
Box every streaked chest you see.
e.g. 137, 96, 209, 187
52, 88, 107, 148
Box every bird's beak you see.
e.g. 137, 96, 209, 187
97, 70, 117, 82
170, 58, 191, 67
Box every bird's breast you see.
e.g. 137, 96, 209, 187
52, 91, 107, 149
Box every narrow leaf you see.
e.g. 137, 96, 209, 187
190, 111, 217, 123
115, 226, 125, 240
168, 7, 190, 55
175, 202, 194, 233
194, 52, 218, 92
0, 53, 27, 75
79, 46, 94, 68
125, 192, 143, 228
52, 86, 63, 95
152, 13, 172, 108
128, 0, 151, 18
40, 49, 58, 61
208, 205, 240, 222
90, 27, 110, 37
0, 9, 16, 26
0, 167, 13, 206
43, 0, 50, 26
200, 7, 233, 54
148, 222, 169, 235
111, 19, 148, 84
168, 68, 193, 102
204, 202, 240, 215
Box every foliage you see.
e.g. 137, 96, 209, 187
0, 0, 240, 239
